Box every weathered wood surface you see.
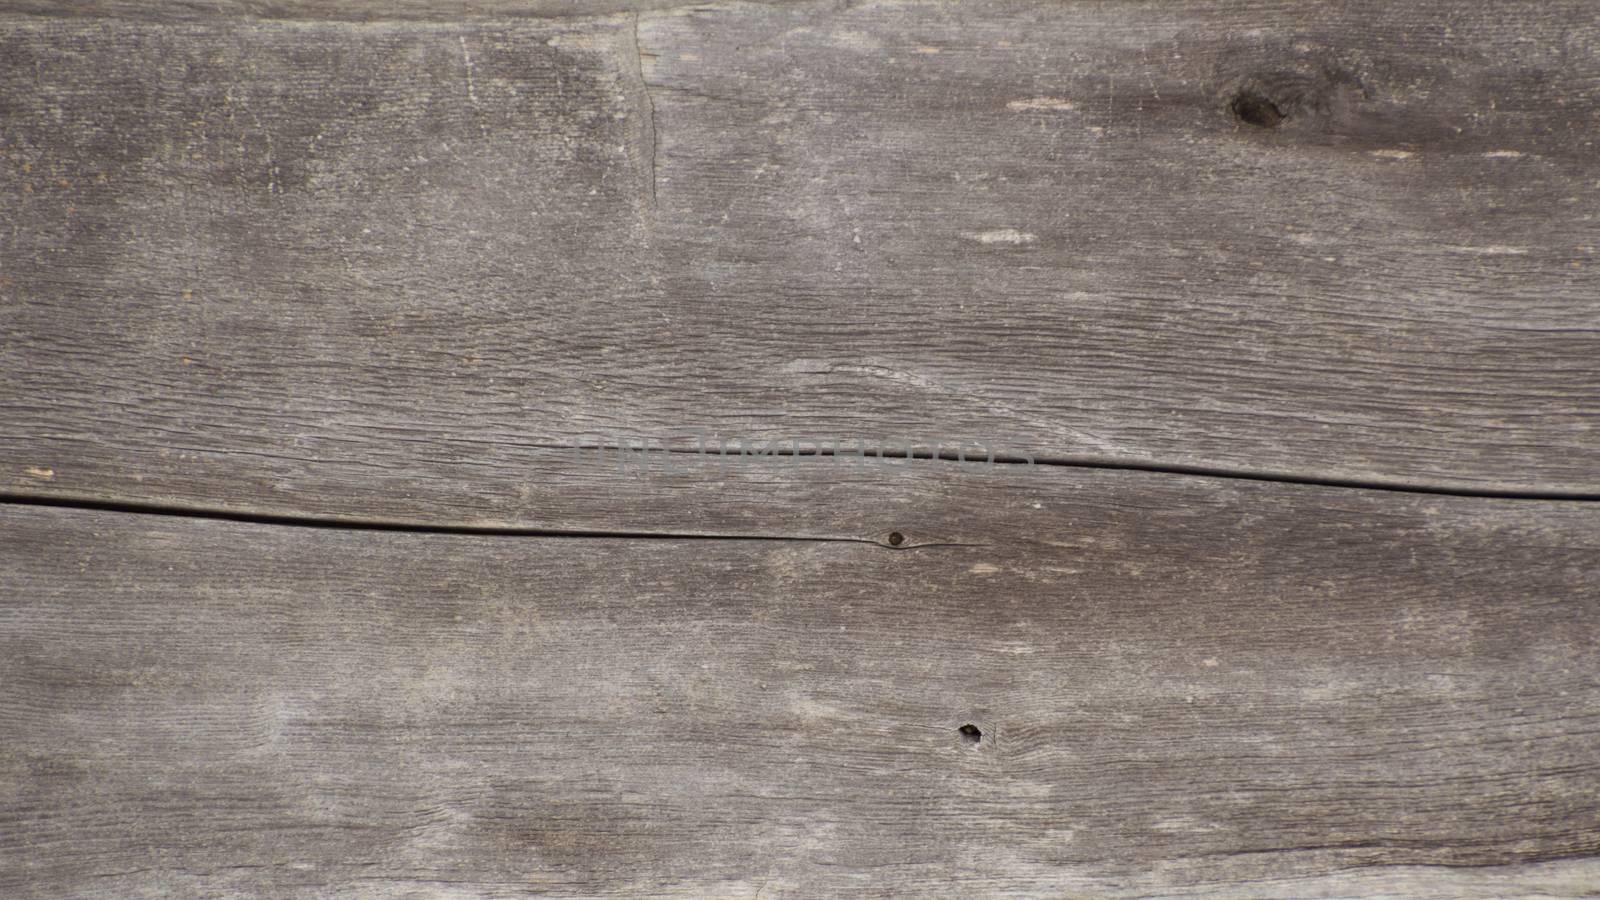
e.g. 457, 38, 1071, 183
4, 1, 1600, 896
3, 0, 1600, 532
0, 0, 691, 20
2, 471, 1598, 897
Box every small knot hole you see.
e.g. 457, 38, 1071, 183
1231, 90, 1284, 128
958, 723, 982, 744
886, 531, 905, 547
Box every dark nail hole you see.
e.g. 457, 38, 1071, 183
958, 723, 982, 743
1231, 89, 1284, 128
886, 531, 905, 547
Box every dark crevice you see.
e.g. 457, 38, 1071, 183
0, 491, 871, 543
1231, 89, 1285, 128
1184, 842, 1600, 870
1, 446, 1594, 538
560, 442, 1600, 502
1023, 455, 1600, 501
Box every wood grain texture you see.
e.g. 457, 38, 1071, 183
2, 0, 1598, 531
0, 0, 692, 22
2, 470, 1598, 897
3, 3, 1599, 894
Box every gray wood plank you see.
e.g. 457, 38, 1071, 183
2, 0, 1598, 531
2, 468, 1597, 896
0, 0, 689, 21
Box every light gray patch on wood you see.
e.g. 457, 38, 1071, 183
0, 480, 1596, 895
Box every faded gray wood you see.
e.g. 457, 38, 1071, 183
3, 474, 1600, 890
0, 0, 691, 21
1, 470, 1598, 897
3, 2, 1600, 896
2, 0, 1599, 534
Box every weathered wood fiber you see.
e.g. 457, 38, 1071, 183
2, 471, 1598, 897
0, 0, 690, 21
2, 0, 1598, 531
3, 2, 1599, 896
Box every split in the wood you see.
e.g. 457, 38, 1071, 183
557, 436, 1600, 501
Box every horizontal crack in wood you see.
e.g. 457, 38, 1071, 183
553, 443, 1600, 502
